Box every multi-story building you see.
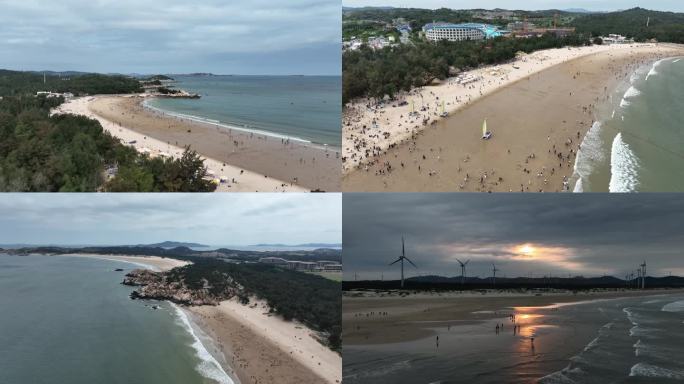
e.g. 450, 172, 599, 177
422, 22, 507, 42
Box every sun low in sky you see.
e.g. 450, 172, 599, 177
343, 193, 684, 280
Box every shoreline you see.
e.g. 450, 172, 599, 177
56, 253, 238, 384
59, 253, 190, 272
141, 99, 335, 150
188, 297, 342, 384
342, 43, 684, 192
571, 55, 684, 192
88, 95, 339, 191
53, 96, 306, 192
342, 288, 684, 345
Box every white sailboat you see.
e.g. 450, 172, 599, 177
440, 101, 447, 117
482, 118, 492, 140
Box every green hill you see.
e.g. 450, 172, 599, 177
572, 7, 684, 42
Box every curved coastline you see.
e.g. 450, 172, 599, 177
59, 254, 238, 384
342, 43, 684, 192
141, 98, 337, 149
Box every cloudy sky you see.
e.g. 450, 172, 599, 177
0, 0, 341, 75
344, 194, 684, 281
344, 1, 684, 12
0, 194, 341, 246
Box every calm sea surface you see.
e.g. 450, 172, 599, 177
0, 254, 232, 384
145, 75, 341, 147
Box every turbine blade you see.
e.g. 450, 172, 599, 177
465, 259, 470, 265
389, 258, 401, 265
455, 258, 463, 265
405, 257, 418, 268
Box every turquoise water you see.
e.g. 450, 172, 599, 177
145, 75, 341, 147
572, 57, 684, 192
0, 254, 231, 384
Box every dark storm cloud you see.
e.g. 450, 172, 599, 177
343, 194, 684, 280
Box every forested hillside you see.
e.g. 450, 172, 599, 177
168, 259, 342, 349
0, 70, 142, 97
343, 33, 590, 103
0, 95, 215, 192
572, 8, 684, 43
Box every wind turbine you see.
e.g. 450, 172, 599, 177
389, 236, 417, 288
640, 261, 647, 289
491, 263, 499, 287
456, 258, 470, 286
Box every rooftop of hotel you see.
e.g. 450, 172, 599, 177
422, 22, 508, 38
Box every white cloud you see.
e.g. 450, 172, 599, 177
0, 0, 341, 74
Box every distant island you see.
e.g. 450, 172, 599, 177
252, 242, 342, 248
131, 241, 209, 248
1, 245, 341, 263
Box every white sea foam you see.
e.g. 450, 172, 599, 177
538, 370, 579, 384
630, 363, 684, 379
673, 58, 681, 63
661, 300, 684, 313
645, 59, 665, 80
171, 304, 235, 384
623, 307, 638, 325
572, 121, 604, 193
583, 336, 600, 352
623, 86, 641, 99
609, 133, 640, 192
619, 98, 630, 108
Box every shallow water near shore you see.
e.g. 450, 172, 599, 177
145, 75, 342, 147
343, 293, 684, 384
573, 56, 684, 192
0, 254, 231, 384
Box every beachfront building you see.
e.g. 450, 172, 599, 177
258, 257, 288, 266
286, 261, 319, 271
317, 260, 343, 271
601, 34, 634, 44
422, 22, 507, 42
258, 257, 341, 272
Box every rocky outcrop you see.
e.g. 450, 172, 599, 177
123, 269, 238, 306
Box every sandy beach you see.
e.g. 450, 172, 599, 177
54, 95, 340, 192
343, 288, 684, 383
61, 253, 189, 272
343, 288, 684, 345
342, 43, 684, 192
189, 298, 342, 384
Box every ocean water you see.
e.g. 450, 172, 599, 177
343, 293, 684, 384
144, 75, 341, 147
572, 57, 684, 192
0, 254, 233, 384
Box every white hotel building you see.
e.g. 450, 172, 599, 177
422, 23, 505, 42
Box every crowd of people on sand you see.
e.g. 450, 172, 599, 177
342, 44, 681, 192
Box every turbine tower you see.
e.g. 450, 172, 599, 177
456, 258, 470, 285
491, 263, 499, 287
640, 261, 647, 289
389, 236, 417, 288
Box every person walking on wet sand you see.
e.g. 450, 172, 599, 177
496, 324, 500, 334
436, 336, 439, 348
